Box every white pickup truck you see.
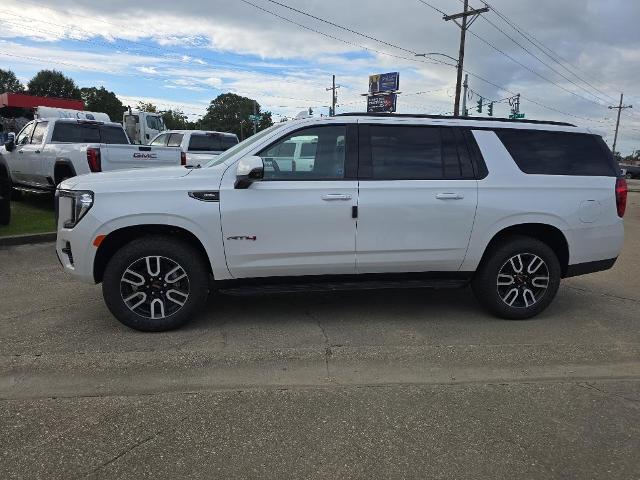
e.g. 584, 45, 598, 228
0, 118, 184, 194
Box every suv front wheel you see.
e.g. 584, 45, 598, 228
102, 236, 209, 331
472, 236, 561, 320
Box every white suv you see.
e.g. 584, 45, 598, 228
55, 114, 627, 331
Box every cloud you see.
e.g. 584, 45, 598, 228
1, 0, 639, 152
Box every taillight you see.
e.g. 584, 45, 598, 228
616, 177, 628, 218
87, 147, 101, 172
180, 151, 187, 166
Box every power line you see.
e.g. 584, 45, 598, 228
476, 14, 612, 106
238, 0, 453, 67
479, 0, 619, 104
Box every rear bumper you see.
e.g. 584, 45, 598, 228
564, 257, 617, 278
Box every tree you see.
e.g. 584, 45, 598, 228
136, 101, 157, 113
0, 69, 24, 94
199, 93, 274, 139
161, 109, 189, 130
80, 87, 126, 122
27, 70, 81, 99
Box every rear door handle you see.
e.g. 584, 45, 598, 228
321, 193, 352, 201
435, 192, 464, 200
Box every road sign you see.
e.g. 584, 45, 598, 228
509, 113, 525, 119
367, 93, 397, 113
248, 114, 262, 122
369, 72, 399, 94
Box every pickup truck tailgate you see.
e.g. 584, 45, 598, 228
100, 145, 181, 170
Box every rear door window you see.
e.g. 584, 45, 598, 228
496, 129, 617, 176
149, 133, 168, 146
369, 125, 443, 180
167, 133, 184, 147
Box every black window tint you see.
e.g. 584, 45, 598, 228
455, 129, 476, 178
259, 126, 346, 180
441, 127, 462, 179
189, 134, 220, 151
221, 135, 238, 150
496, 129, 617, 177
167, 133, 184, 147
99, 126, 128, 144
51, 123, 100, 143
370, 126, 442, 180
31, 122, 48, 144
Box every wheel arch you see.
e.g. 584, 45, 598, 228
93, 224, 213, 283
478, 223, 570, 277
54, 159, 76, 185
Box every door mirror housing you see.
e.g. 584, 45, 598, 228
235, 155, 264, 189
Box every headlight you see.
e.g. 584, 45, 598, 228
57, 189, 94, 229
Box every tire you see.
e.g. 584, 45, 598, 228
471, 235, 561, 320
102, 235, 210, 331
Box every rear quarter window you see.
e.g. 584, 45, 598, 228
496, 129, 617, 177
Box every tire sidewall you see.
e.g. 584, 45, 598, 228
102, 236, 209, 331
473, 237, 561, 320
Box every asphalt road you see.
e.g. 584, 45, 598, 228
1, 194, 640, 479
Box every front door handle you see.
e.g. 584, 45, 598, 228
435, 192, 464, 200
321, 193, 352, 201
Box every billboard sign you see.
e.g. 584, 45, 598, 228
368, 72, 399, 94
367, 94, 397, 113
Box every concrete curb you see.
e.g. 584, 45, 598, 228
0, 232, 56, 247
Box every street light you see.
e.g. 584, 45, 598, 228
415, 52, 459, 67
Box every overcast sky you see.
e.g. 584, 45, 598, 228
1, 0, 639, 153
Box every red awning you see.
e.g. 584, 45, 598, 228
0, 93, 84, 110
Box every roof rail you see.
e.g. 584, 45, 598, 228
335, 112, 576, 127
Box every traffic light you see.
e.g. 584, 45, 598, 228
476, 97, 483, 113
488, 102, 494, 117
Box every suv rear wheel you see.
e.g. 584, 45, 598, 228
102, 236, 209, 331
472, 236, 561, 320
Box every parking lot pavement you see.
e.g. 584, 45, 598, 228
1, 193, 640, 479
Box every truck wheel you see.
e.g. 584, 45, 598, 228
102, 236, 210, 331
471, 236, 561, 320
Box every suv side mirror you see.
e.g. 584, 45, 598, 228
235, 155, 264, 189
4, 133, 15, 152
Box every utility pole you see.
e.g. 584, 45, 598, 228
609, 93, 633, 156
444, 1, 489, 116
461, 74, 469, 116
252, 100, 257, 135
326, 75, 340, 116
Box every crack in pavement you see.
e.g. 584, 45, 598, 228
306, 309, 332, 380
80, 414, 191, 479
578, 382, 640, 407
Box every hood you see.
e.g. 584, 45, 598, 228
60, 166, 193, 190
